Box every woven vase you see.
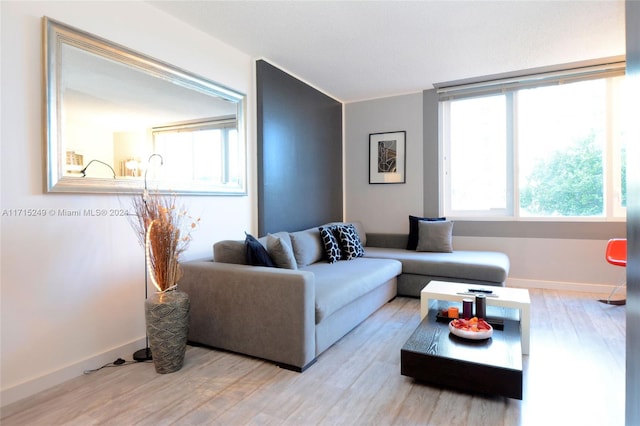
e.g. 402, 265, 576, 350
145, 289, 190, 374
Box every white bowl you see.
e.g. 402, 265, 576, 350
449, 320, 493, 340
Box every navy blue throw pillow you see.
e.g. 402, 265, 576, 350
245, 232, 276, 267
407, 215, 446, 250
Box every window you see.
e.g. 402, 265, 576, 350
152, 118, 239, 186
439, 64, 626, 220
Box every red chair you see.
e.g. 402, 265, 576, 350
600, 238, 627, 305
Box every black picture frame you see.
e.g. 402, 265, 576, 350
369, 131, 406, 184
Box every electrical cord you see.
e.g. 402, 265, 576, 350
83, 358, 149, 375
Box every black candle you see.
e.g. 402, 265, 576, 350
462, 298, 473, 319
475, 294, 486, 319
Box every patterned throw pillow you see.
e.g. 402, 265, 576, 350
319, 226, 342, 263
336, 224, 365, 260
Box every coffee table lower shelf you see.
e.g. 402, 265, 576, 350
401, 311, 523, 400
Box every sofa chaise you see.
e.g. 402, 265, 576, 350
365, 232, 509, 297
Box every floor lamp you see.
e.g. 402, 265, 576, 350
133, 154, 164, 362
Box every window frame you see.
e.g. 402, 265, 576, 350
437, 60, 626, 221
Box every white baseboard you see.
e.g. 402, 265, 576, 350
507, 277, 623, 296
0, 337, 146, 409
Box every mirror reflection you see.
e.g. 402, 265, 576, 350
45, 17, 247, 195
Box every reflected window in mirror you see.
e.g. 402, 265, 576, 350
152, 117, 240, 186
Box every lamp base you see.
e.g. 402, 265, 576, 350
133, 347, 152, 362
598, 299, 626, 306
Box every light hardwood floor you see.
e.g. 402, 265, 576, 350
0, 289, 626, 425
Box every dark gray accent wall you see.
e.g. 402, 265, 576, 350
256, 60, 343, 235
626, 1, 640, 422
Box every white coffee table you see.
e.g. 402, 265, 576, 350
420, 280, 531, 355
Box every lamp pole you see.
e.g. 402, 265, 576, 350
133, 154, 163, 362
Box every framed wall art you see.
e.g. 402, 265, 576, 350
369, 131, 406, 184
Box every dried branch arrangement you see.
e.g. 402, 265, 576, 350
129, 191, 199, 292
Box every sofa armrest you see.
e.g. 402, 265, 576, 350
178, 261, 316, 370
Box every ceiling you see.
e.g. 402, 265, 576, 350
63, 42, 237, 131
148, 0, 626, 103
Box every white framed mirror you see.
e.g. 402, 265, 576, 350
43, 17, 247, 195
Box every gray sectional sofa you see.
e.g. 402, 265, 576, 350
178, 221, 509, 371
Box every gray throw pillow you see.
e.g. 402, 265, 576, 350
290, 228, 324, 267
267, 233, 298, 269
407, 215, 446, 250
416, 220, 453, 253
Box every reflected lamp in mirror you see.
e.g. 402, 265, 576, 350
80, 159, 116, 179
123, 158, 142, 177
43, 17, 247, 195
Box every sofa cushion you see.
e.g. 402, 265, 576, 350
407, 215, 446, 250
267, 233, 298, 269
416, 220, 453, 253
365, 233, 408, 249
319, 226, 342, 263
245, 233, 276, 267
303, 258, 402, 323
290, 227, 324, 267
213, 240, 246, 264
364, 247, 509, 284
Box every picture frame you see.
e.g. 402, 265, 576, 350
369, 131, 406, 184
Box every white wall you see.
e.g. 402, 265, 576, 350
344, 93, 623, 293
344, 93, 424, 232
454, 236, 624, 293
0, 1, 256, 406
